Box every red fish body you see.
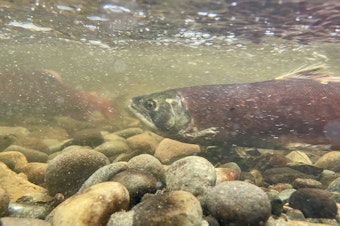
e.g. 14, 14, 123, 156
129, 65, 340, 148
0, 70, 113, 120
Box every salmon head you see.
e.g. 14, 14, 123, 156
129, 90, 191, 135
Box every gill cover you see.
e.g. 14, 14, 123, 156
129, 90, 191, 133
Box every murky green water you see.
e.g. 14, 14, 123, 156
0, 0, 340, 125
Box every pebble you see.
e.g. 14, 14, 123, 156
166, 156, 216, 198
314, 151, 340, 172
94, 140, 131, 158
292, 178, 323, 189
215, 167, 239, 184
253, 153, 290, 171
107, 210, 134, 226
44, 146, 109, 197
112, 127, 144, 138
79, 162, 128, 191
0, 186, 9, 217
0, 151, 28, 172
285, 150, 313, 164
4, 145, 48, 163
327, 176, 340, 192
126, 132, 159, 155
132, 190, 203, 226
20, 162, 47, 185
154, 138, 201, 164
205, 181, 271, 225
111, 168, 159, 205
0, 162, 47, 202
262, 167, 314, 184
287, 162, 324, 176
46, 182, 129, 226
0, 217, 51, 226
70, 128, 104, 148
127, 154, 166, 186
289, 188, 338, 218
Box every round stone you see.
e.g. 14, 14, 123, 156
205, 181, 271, 225
44, 146, 109, 197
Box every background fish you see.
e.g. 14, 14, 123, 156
0, 70, 114, 120
129, 65, 340, 148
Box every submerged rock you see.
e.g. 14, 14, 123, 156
205, 181, 271, 226
132, 191, 203, 226
315, 151, 340, 172
0, 162, 47, 202
46, 182, 129, 226
0, 186, 9, 217
166, 156, 216, 198
0, 217, 51, 226
154, 138, 201, 164
44, 146, 109, 197
289, 188, 338, 219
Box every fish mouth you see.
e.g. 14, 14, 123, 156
128, 99, 158, 130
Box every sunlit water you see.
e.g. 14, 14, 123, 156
0, 0, 340, 127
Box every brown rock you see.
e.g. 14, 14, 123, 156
46, 182, 130, 226
0, 151, 28, 172
154, 138, 201, 164
0, 186, 9, 217
45, 146, 109, 197
126, 132, 159, 155
215, 168, 239, 184
315, 151, 340, 172
0, 217, 51, 226
21, 162, 47, 185
0, 162, 47, 202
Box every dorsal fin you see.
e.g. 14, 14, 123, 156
275, 64, 336, 83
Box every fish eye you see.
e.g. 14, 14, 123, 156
144, 99, 157, 111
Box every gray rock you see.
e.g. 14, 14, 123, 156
289, 188, 338, 218
107, 210, 134, 226
127, 154, 166, 186
111, 168, 159, 206
132, 191, 203, 226
277, 188, 296, 203
205, 181, 271, 225
327, 176, 340, 192
7, 202, 50, 219
166, 156, 216, 198
44, 146, 109, 197
79, 162, 128, 192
